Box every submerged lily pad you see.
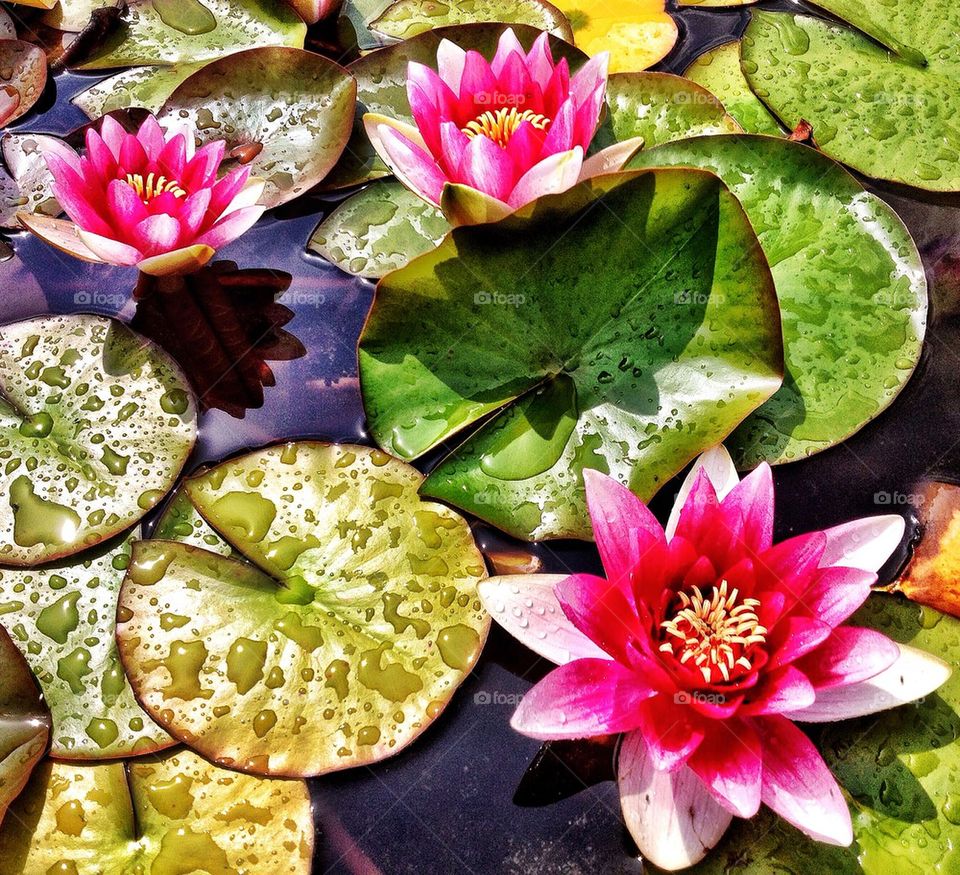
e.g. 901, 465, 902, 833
742, 7, 960, 190
692, 595, 960, 874
0, 749, 313, 873
360, 169, 783, 540
158, 46, 356, 207
309, 179, 451, 279
0, 41, 48, 127
371, 0, 574, 41
684, 42, 783, 136
630, 135, 926, 467
78, 0, 306, 69
0, 314, 197, 566
0, 534, 171, 760
0, 624, 49, 825
117, 442, 489, 777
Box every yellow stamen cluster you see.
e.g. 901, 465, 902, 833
659, 580, 767, 684
125, 172, 187, 203
462, 108, 551, 148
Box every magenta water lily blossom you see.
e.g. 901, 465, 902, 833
19, 115, 265, 276
364, 29, 642, 225
479, 448, 951, 870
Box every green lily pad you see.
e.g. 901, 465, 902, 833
0, 133, 63, 227
0, 624, 50, 825
340, 0, 396, 53
72, 62, 204, 119
43, 0, 121, 31
158, 46, 356, 208
0, 533, 172, 760
371, 0, 574, 42
630, 135, 926, 467
324, 22, 588, 190
78, 0, 306, 69
0, 748, 313, 873
684, 42, 783, 136
741, 7, 960, 190
152, 487, 232, 557
0, 314, 197, 566
308, 179, 451, 279
690, 595, 960, 874
594, 72, 741, 151
360, 169, 783, 541
117, 442, 490, 777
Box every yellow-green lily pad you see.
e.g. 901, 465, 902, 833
117, 442, 489, 777
0, 314, 197, 566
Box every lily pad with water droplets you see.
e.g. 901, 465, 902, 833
78, 0, 306, 69
0, 533, 172, 760
158, 46, 356, 208
0, 314, 197, 566
0, 133, 62, 228
0, 41, 48, 127
0, 624, 50, 825
741, 7, 960, 191
361, 169, 783, 541
690, 594, 960, 874
371, 0, 574, 42
308, 179, 451, 279
630, 135, 926, 467
117, 442, 489, 777
0, 748, 313, 873
72, 62, 204, 119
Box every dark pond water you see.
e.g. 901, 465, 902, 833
4, 1, 960, 872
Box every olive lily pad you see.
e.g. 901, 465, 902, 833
370, 0, 575, 42
152, 487, 233, 557
72, 62, 204, 119
360, 169, 784, 541
158, 46, 357, 208
629, 135, 926, 467
308, 179, 451, 279
117, 442, 490, 777
0, 133, 62, 227
0, 314, 197, 566
741, 7, 960, 190
0, 623, 49, 825
0, 41, 47, 127
78, 0, 306, 69
690, 595, 960, 874
0, 748, 313, 873
0, 533, 172, 760
684, 42, 783, 137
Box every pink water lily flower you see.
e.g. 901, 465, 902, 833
364, 29, 642, 226
19, 115, 265, 276
480, 447, 951, 870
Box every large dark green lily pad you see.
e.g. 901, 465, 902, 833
742, 7, 960, 190
158, 46, 356, 207
690, 595, 960, 874
0, 748, 313, 873
0, 314, 197, 566
360, 169, 783, 541
78, 0, 306, 69
0, 624, 49, 825
117, 442, 489, 777
630, 135, 926, 467
0, 534, 171, 760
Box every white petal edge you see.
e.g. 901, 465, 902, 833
477, 574, 609, 665
579, 136, 645, 181
820, 515, 906, 572
619, 729, 732, 871
665, 445, 740, 541
782, 642, 952, 723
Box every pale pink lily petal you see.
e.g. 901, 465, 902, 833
578, 137, 645, 181
717, 463, 775, 557
758, 716, 853, 846
477, 575, 609, 665
740, 665, 815, 716
619, 730, 732, 871
77, 227, 141, 266
196, 205, 266, 249
820, 515, 906, 571
98, 115, 127, 160
634, 697, 705, 771
18, 213, 107, 264
38, 137, 82, 174
510, 658, 656, 739
799, 566, 876, 628
783, 643, 952, 722
490, 28, 526, 77
221, 178, 265, 214
458, 135, 515, 201
137, 115, 166, 161
105, 178, 149, 229
507, 147, 583, 209
687, 719, 762, 818
797, 626, 900, 690
555, 573, 644, 664
52, 179, 116, 237
133, 214, 181, 255
525, 32, 557, 92
665, 445, 741, 541
364, 115, 446, 205
436, 39, 467, 93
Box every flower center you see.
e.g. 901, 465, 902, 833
658, 580, 767, 684
462, 108, 551, 148
125, 172, 187, 204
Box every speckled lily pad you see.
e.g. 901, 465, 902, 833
117, 442, 489, 777
0, 748, 313, 873
0, 624, 49, 825
0, 41, 48, 127
0, 314, 197, 566
78, 0, 306, 69
0, 133, 62, 228
72, 63, 203, 119
0, 534, 171, 760
158, 46, 356, 207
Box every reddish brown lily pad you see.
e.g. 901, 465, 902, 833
0, 41, 47, 126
